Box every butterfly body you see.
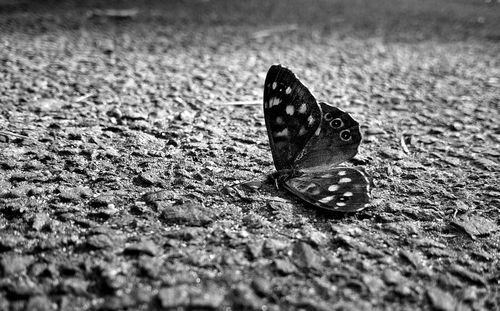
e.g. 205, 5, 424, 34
263, 65, 371, 212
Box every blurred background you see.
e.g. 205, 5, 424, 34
1, 0, 499, 40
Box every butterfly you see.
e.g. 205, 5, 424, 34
263, 64, 371, 212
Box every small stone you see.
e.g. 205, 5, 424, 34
143, 190, 174, 203
25, 295, 55, 311
32, 212, 50, 231
451, 215, 497, 238
157, 285, 190, 309
165, 228, 203, 241
0, 234, 24, 252
178, 110, 196, 122
60, 278, 89, 296
86, 234, 114, 250
135, 171, 162, 186
251, 277, 273, 297
426, 287, 457, 311
99, 267, 127, 292
292, 242, 322, 270
361, 274, 385, 294
138, 256, 163, 278
99, 295, 136, 311
399, 250, 423, 268
124, 239, 160, 256
474, 157, 498, 171
90, 194, 115, 207
449, 264, 487, 286
190, 284, 226, 309
230, 284, 264, 310
462, 286, 478, 301
0, 255, 34, 276
27, 187, 45, 197
29, 98, 64, 113
247, 240, 264, 260
306, 230, 329, 246
274, 258, 297, 275
394, 284, 412, 296
365, 127, 387, 135
263, 239, 289, 257
159, 201, 215, 226
382, 269, 404, 285
450, 121, 464, 131
4, 276, 42, 299
242, 212, 267, 229
59, 190, 80, 202
379, 147, 405, 160
58, 186, 92, 202
415, 238, 447, 249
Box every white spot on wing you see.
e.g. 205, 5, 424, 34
328, 185, 339, 191
339, 177, 352, 183
286, 105, 295, 115
319, 196, 334, 204
274, 128, 289, 137
307, 115, 315, 125
343, 192, 353, 197
285, 87, 292, 94
298, 126, 307, 136
336, 202, 346, 207
272, 82, 277, 89
269, 97, 281, 108
311, 188, 321, 195
298, 103, 307, 114
338, 171, 347, 176
315, 127, 321, 136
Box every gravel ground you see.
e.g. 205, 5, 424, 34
0, 0, 499, 310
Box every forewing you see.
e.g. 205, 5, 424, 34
284, 168, 370, 212
263, 65, 321, 170
295, 102, 361, 171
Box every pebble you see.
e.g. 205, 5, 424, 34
426, 287, 457, 311
292, 242, 322, 270
31, 212, 50, 231
159, 201, 215, 226
142, 190, 175, 203
246, 240, 264, 260
0, 234, 24, 251
0, 255, 34, 276
25, 295, 55, 311
90, 194, 115, 207
274, 258, 297, 275
449, 264, 487, 286
451, 215, 497, 238
124, 239, 160, 256
157, 285, 190, 309
382, 269, 404, 285
230, 284, 264, 310
251, 277, 273, 297
86, 234, 114, 250
263, 239, 289, 257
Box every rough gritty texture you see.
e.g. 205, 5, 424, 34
0, 0, 499, 310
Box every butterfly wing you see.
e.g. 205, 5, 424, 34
294, 102, 362, 172
263, 65, 322, 170
284, 168, 371, 212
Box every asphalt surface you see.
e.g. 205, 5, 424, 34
0, 0, 499, 310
